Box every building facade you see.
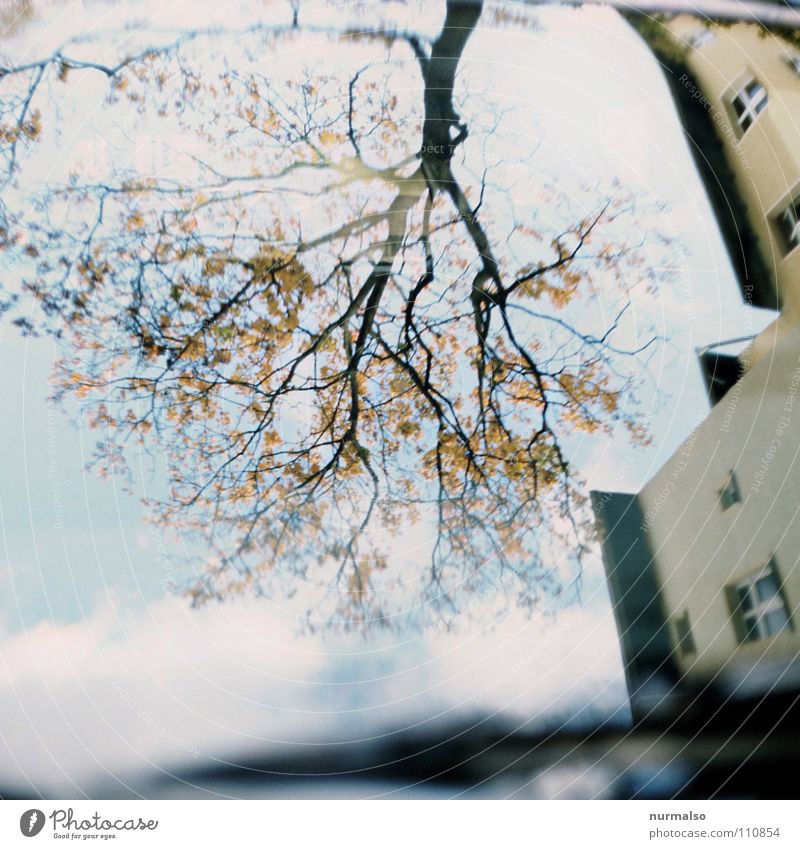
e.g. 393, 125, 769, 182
667, 15, 800, 364
595, 16, 800, 719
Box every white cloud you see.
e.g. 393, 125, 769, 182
0, 593, 628, 796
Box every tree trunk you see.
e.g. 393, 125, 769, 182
421, 0, 483, 167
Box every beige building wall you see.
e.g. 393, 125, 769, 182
637, 323, 800, 688
668, 18, 800, 366
597, 15, 800, 707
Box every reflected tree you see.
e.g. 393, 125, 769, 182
1, 0, 664, 626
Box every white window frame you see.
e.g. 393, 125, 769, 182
688, 29, 715, 49
729, 77, 768, 134
733, 560, 792, 642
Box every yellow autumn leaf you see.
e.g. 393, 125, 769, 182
319, 129, 340, 147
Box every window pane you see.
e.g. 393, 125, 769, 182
743, 616, 761, 641
737, 585, 754, 612
720, 473, 740, 510
777, 205, 800, 252
790, 206, 800, 247
778, 208, 797, 249
756, 573, 780, 603
731, 79, 766, 133
764, 608, 790, 637
675, 613, 696, 655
